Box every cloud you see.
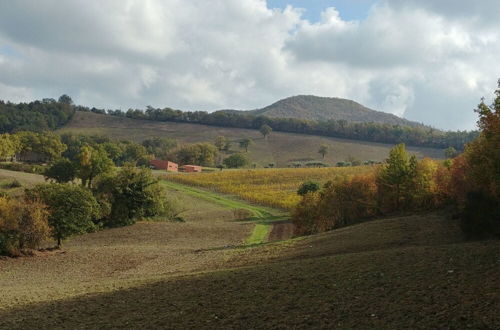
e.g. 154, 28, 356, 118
0, 0, 498, 130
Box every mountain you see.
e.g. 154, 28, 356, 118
219, 95, 424, 127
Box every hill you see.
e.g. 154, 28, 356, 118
219, 95, 423, 127
59, 111, 444, 167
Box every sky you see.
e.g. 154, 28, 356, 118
0, 1, 499, 130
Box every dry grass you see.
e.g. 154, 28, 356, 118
59, 111, 445, 167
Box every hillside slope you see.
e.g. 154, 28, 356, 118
1, 211, 498, 329
219, 95, 423, 127
60, 112, 444, 167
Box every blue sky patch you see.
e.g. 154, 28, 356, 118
267, 0, 378, 21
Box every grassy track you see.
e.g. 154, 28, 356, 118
161, 179, 287, 244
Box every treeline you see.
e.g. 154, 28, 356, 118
0, 131, 219, 170
294, 81, 500, 238
0, 95, 76, 133
79, 105, 479, 150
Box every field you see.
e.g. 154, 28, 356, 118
59, 111, 445, 167
165, 166, 375, 209
1, 208, 498, 328
1, 169, 498, 329
0, 168, 46, 196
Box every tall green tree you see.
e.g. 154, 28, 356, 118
26, 184, 100, 247
94, 165, 168, 227
377, 144, 416, 211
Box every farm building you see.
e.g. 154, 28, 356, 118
150, 159, 178, 172
180, 165, 202, 173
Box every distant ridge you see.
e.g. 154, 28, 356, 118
218, 95, 424, 127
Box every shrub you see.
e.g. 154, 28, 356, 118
0, 196, 50, 256
223, 153, 249, 168
297, 181, 320, 196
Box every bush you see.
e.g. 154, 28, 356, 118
297, 181, 320, 196
223, 153, 249, 169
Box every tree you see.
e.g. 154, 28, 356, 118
17, 131, 67, 162
44, 158, 76, 183
58, 94, 73, 105
444, 146, 458, 159
0, 133, 18, 161
318, 144, 328, 159
377, 144, 416, 211
297, 181, 320, 196
454, 80, 500, 236
0, 196, 50, 256
175, 143, 218, 166
259, 124, 272, 139
239, 138, 253, 152
94, 165, 169, 227
142, 137, 177, 159
223, 153, 249, 168
26, 184, 100, 247
76, 145, 114, 187
214, 136, 227, 152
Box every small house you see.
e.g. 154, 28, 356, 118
180, 165, 202, 173
150, 159, 178, 172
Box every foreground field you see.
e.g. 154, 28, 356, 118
166, 166, 375, 209
60, 111, 445, 167
1, 211, 498, 329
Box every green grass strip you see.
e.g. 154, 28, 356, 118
246, 223, 271, 245
161, 180, 277, 219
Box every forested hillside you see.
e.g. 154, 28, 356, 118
0, 95, 76, 133
219, 95, 422, 126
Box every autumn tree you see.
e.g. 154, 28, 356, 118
0, 133, 18, 161
76, 145, 114, 187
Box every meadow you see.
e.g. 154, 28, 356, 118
59, 111, 445, 167
165, 166, 376, 209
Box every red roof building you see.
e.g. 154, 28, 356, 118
150, 159, 178, 172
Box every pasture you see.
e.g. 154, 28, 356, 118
59, 111, 445, 167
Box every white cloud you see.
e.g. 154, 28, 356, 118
0, 0, 498, 130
